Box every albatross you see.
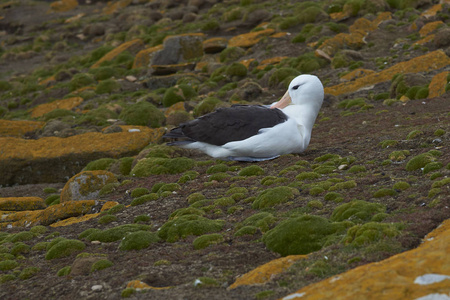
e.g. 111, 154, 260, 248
163, 74, 324, 161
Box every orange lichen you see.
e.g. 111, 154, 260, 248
256, 57, 288, 70
329, 11, 351, 21
60, 170, 118, 202
240, 59, 255, 69
50, 213, 100, 227
340, 69, 376, 81
0, 120, 44, 137
91, 39, 144, 69
0, 200, 96, 228
64, 13, 85, 23
271, 32, 288, 38
100, 201, 120, 211
31, 97, 83, 118
413, 34, 435, 46
48, 0, 78, 13
132, 45, 163, 69
228, 29, 275, 48
165, 102, 186, 117
0, 197, 46, 211
103, 0, 132, 15
325, 50, 450, 96
280, 219, 450, 300
229, 255, 307, 289
428, 71, 449, 99
126, 280, 172, 291
38, 75, 56, 86
419, 21, 444, 37
421, 3, 444, 19
0, 130, 154, 162
202, 37, 228, 52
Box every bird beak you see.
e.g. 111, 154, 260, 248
270, 90, 291, 109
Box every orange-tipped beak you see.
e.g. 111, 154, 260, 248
270, 90, 291, 109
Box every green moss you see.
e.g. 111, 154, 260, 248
121, 288, 136, 298
130, 188, 150, 198
234, 225, 259, 237
157, 215, 224, 243
329, 180, 357, 191
207, 164, 229, 174
45, 194, 60, 206
347, 165, 366, 173
255, 290, 275, 299
389, 150, 410, 162
430, 172, 443, 180
10, 242, 31, 255
106, 204, 125, 215
118, 230, 160, 251
406, 130, 423, 140
83, 158, 116, 171
252, 186, 298, 209
379, 140, 398, 148
57, 266, 71, 277
9, 231, 35, 243
69, 73, 95, 91
162, 86, 185, 107
331, 200, 386, 223
343, 222, 401, 247
193, 97, 221, 117
95, 79, 121, 94
423, 162, 442, 174
98, 214, 118, 224
194, 276, 219, 287
19, 267, 40, 280
45, 239, 86, 260
90, 66, 117, 80
31, 242, 48, 252
193, 233, 224, 250
373, 188, 397, 198
371, 213, 389, 222
0, 253, 15, 261
263, 215, 346, 256
187, 192, 206, 204
219, 47, 245, 63
324, 192, 344, 202
241, 212, 276, 232
29, 225, 48, 235
119, 101, 165, 127
90, 259, 114, 272
268, 68, 301, 88
119, 157, 134, 175
43, 187, 57, 194
260, 176, 288, 185
83, 224, 150, 243
406, 153, 436, 171
239, 165, 264, 176
226, 62, 247, 77
296, 172, 320, 181
131, 157, 195, 176
434, 129, 445, 136
170, 207, 205, 219
428, 188, 441, 198
209, 172, 230, 182
42, 109, 77, 121
133, 215, 151, 224
1, 274, 16, 283
393, 181, 410, 190
178, 171, 199, 183
431, 177, 450, 189
0, 260, 19, 271
307, 200, 323, 209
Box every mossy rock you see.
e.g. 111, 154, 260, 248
19, 267, 40, 280
207, 164, 229, 174
214, 197, 235, 207
95, 79, 121, 94
423, 162, 442, 174
241, 212, 276, 232
90, 66, 117, 80
162, 86, 185, 107
347, 165, 366, 173
91, 259, 114, 272
343, 222, 401, 247
157, 215, 224, 243
119, 231, 160, 251
82, 224, 150, 243
193, 97, 221, 117
0, 260, 19, 271
406, 130, 423, 140
178, 170, 199, 183
131, 157, 195, 176
373, 188, 397, 198
69, 73, 95, 91
187, 192, 206, 204
379, 140, 398, 148
252, 186, 298, 209
78, 107, 119, 126
42, 109, 78, 121
119, 101, 165, 127
263, 215, 347, 256
57, 266, 72, 277
83, 158, 116, 171
392, 181, 410, 190
226, 62, 247, 77
170, 207, 205, 219
268, 68, 301, 88
389, 150, 410, 162
45, 194, 60, 206
239, 165, 264, 176
45, 239, 86, 260
220, 47, 245, 62
405, 152, 438, 171
130, 187, 150, 198
329, 180, 357, 191
331, 200, 386, 223
134, 215, 151, 224
193, 233, 224, 250
11, 242, 31, 255
296, 172, 320, 181
32, 242, 49, 252
234, 225, 259, 237
98, 214, 118, 224
8, 231, 35, 243
194, 276, 219, 287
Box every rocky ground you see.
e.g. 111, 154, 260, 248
0, 0, 449, 299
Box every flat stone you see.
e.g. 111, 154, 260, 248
0, 197, 46, 211
421, 3, 445, 19
151, 33, 205, 66
60, 170, 118, 202
31, 97, 83, 118
151, 62, 196, 75
324, 50, 450, 96
280, 219, 450, 300
0, 120, 44, 137
203, 37, 228, 54
132, 45, 163, 69
229, 255, 307, 289
91, 39, 144, 69
0, 128, 162, 186
419, 21, 445, 37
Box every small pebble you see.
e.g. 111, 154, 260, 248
92, 285, 103, 292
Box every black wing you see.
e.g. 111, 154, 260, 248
164, 105, 288, 146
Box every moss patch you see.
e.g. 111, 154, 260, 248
330, 200, 386, 223
45, 239, 86, 260
252, 186, 298, 209
193, 233, 224, 250
131, 157, 195, 176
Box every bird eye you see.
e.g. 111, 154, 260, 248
292, 85, 300, 90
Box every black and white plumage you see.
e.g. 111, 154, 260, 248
163, 74, 324, 161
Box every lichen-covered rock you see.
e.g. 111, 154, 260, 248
151, 33, 205, 66
31, 97, 83, 118
49, 0, 78, 12
60, 170, 118, 202
0, 120, 44, 137
132, 45, 163, 69
280, 219, 450, 300
428, 71, 449, 98
203, 37, 228, 54
325, 50, 450, 96
0, 129, 155, 185
228, 29, 275, 48
0, 197, 46, 211
91, 39, 144, 69
228, 255, 307, 289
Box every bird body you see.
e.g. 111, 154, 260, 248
163, 74, 324, 161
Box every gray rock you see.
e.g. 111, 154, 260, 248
151, 34, 205, 65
